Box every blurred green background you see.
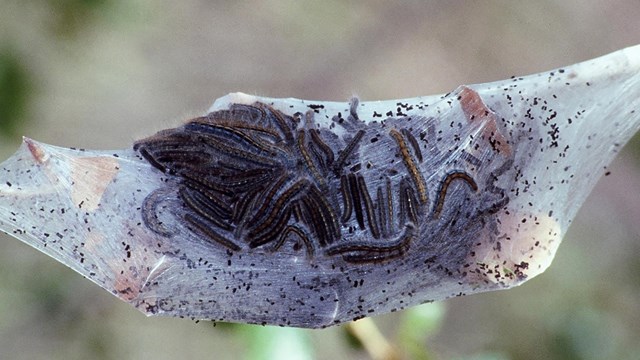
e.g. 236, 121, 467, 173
0, 1, 639, 359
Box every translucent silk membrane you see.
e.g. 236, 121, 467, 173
1, 45, 638, 328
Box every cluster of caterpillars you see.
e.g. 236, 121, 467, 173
134, 101, 486, 264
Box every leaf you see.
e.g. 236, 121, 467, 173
0, 45, 638, 328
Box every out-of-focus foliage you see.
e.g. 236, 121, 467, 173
396, 303, 445, 360
0, 47, 31, 137
46, 0, 111, 37
35, 0, 113, 39
0, 1, 639, 359
240, 325, 314, 360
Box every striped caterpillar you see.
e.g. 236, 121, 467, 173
134, 93, 507, 265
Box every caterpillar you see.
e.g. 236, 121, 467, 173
134, 98, 508, 265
